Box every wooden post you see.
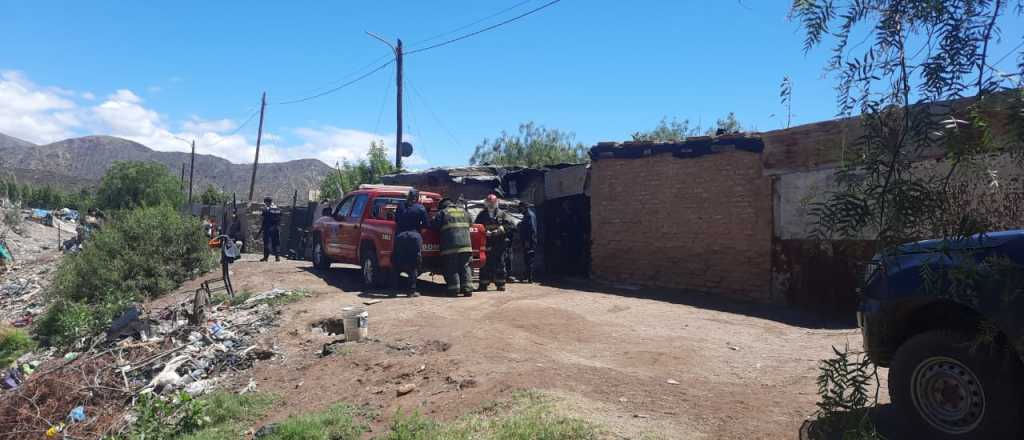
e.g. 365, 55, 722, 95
188, 140, 196, 205
248, 92, 267, 202
395, 39, 403, 171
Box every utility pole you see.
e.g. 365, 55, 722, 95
367, 32, 403, 171
188, 140, 196, 206
248, 91, 267, 202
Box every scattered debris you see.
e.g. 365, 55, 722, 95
0, 286, 300, 438
666, 379, 680, 385
363, 299, 383, 306
396, 383, 417, 396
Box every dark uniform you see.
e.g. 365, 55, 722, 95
475, 208, 510, 290
518, 205, 538, 283
260, 202, 282, 261
432, 200, 474, 295
392, 194, 429, 295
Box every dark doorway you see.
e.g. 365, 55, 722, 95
542, 195, 590, 278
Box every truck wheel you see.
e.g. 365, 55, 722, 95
312, 236, 330, 270
889, 330, 1023, 439
361, 251, 382, 287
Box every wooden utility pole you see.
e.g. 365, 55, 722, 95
188, 140, 196, 205
367, 32, 403, 170
395, 39, 403, 171
248, 92, 267, 202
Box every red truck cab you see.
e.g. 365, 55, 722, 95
310, 185, 487, 286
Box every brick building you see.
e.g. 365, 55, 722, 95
589, 98, 1023, 312
589, 136, 773, 301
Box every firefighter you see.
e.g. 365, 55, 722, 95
392, 189, 429, 297
475, 194, 510, 291
432, 198, 474, 297
518, 201, 538, 283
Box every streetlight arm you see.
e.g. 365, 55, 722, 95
366, 31, 397, 53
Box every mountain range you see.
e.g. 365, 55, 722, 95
0, 133, 333, 204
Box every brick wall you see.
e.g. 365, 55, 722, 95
590, 150, 773, 301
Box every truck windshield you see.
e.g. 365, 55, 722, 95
372, 198, 404, 219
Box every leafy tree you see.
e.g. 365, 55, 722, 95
96, 161, 185, 211
706, 112, 743, 135
794, 0, 1023, 247
632, 117, 694, 142
199, 185, 228, 206
470, 122, 588, 167
319, 141, 397, 200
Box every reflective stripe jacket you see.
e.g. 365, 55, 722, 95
433, 207, 472, 256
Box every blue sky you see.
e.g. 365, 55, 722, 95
2, 0, 1021, 167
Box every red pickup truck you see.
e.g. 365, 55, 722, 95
310, 185, 487, 286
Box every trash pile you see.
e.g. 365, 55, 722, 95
0, 216, 66, 326
0, 287, 302, 439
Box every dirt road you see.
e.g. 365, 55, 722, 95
165, 256, 869, 439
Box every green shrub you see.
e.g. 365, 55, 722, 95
96, 161, 185, 211
122, 392, 210, 440
36, 206, 215, 346
0, 326, 36, 367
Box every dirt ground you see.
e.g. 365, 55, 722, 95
158, 256, 880, 440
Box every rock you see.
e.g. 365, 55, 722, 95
254, 423, 278, 439
396, 383, 416, 396
666, 379, 680, 385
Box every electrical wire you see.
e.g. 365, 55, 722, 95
991, 39, 1024, 67
405, 0, 562, 55
408, 0, 535, 47
271, 59, 396, 105
201, 107, 262, 149
374, 63, 395, 135
408, 79, 464, 151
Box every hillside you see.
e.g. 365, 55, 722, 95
0, 134, 333, 204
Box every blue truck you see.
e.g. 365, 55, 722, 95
859, 229, 1024, 439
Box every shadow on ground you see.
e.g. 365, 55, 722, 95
299, 265, 469, 299
800, 405, 902, 440
535, 276, 857, 329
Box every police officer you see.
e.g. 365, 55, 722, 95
432, 198, 474, 297
392, 189, 429, 297
475, 194, 510, 291
517, 201, 538, 283
259, 196, 282, 262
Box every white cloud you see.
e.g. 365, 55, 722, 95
0, 70, 80, 142
0, 71, 427, 167
182, 117, 237, 133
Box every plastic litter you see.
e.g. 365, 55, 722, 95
68, 405, 86, 423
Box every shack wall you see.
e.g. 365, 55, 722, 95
590, 150, 773, 301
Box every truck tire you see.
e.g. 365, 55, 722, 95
889, 330, 1023, 439
361, 250, 383, 288
312, 235, 330, 270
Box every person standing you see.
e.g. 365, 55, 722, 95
259, 196, 282, 262
517, 201, 538, 283
392, 189, 429, 297
227, 212, 245, 253
475, 194, 510, 292
432, 198, 474, 297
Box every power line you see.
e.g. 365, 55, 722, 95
405, 0, 562, 55
271, 59, 395, 105
201, 107, 261, 149
373, 63, 395, 135
409, 0, 535, 47
408, 79, 464, 151
991, 39, 1024, 67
